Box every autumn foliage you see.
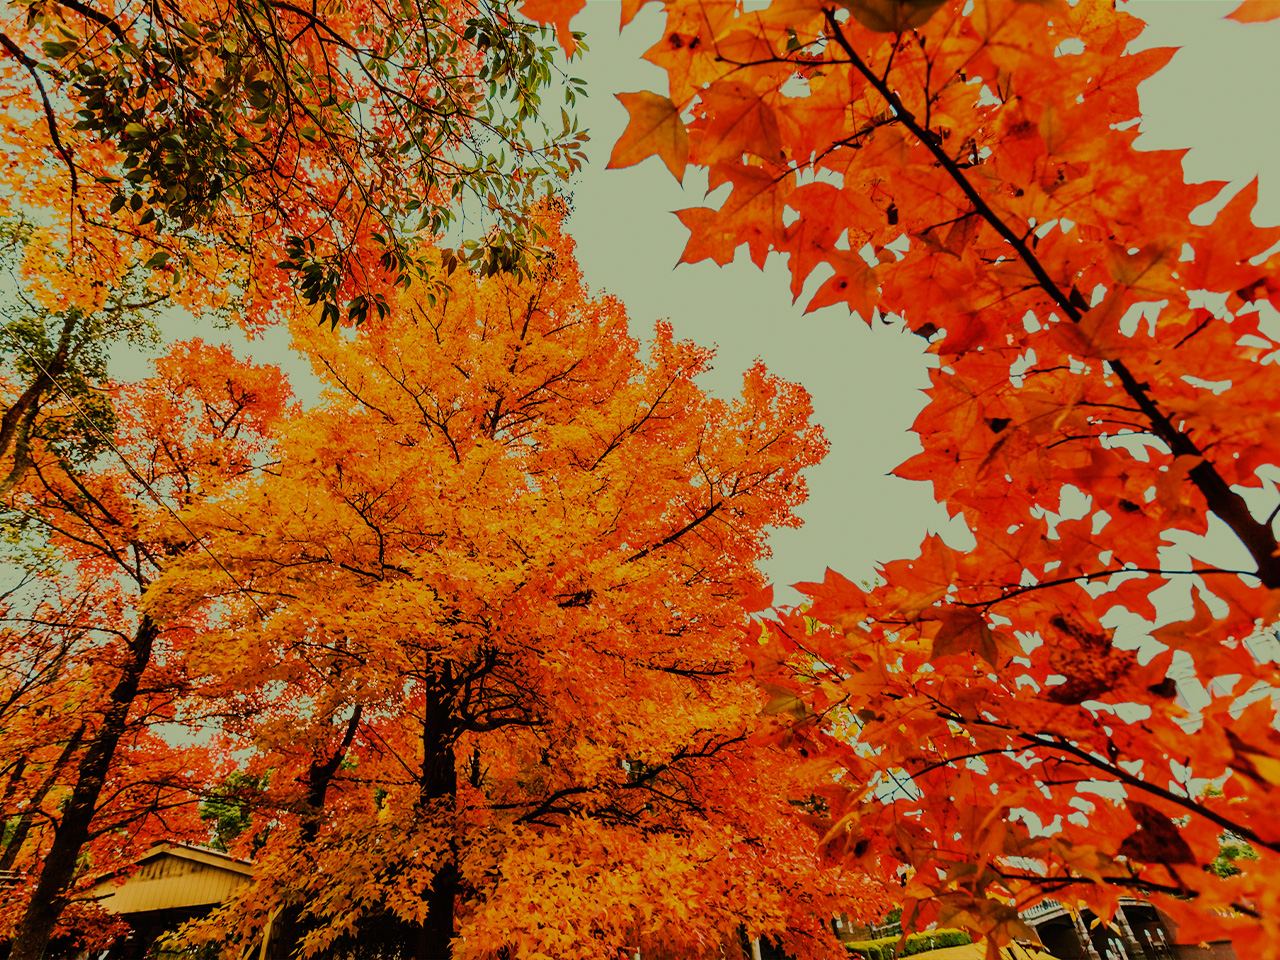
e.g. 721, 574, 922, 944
145, 212, 878, 960
600, 0, 1280, 954
0, 0, 590, 332
7, 0, 1280, 957
0, 337, 290, 958
0, 203, 885, 959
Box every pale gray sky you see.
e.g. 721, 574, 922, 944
110, 2, 1280, 608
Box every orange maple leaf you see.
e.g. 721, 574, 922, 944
519, 0, 586, 56
607, 91, 689, 182
674, 207, 739, 266
621, 0, 660, 28
1226, 0, 1280, 22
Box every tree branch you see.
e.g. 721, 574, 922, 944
823, 10, 1280, 589
626, 501, 721, 564
0, 33, 78, 202
1017, 733, 1279, 855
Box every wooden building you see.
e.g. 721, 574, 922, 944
83, 841, 254, 959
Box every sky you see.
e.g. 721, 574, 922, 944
113, 0, 1280, 609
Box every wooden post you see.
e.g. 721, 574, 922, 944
259, 904, 284, 960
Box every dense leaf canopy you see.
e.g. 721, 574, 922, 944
5, 0, 1280, 957
601, 0, 1280, 954
0, 0, 590, 328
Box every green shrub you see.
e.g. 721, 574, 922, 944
844, 929, 973, 959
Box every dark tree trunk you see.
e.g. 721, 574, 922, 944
417, 859, 461, 960
0, 756, 26, 854
415, 664, 459, 960
272, 705, 363, 960
0, 723, 86, 872
8, 616, 156, 960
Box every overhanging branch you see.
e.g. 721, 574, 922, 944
822, 10, 1280, 588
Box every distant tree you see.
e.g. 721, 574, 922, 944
199, 772, 268, 854
1, 340, 291, 960
1209, 838, 1260, 879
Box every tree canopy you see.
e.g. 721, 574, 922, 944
0, 0, 590, 329
147, 208, 866, 960
0, 335, 291, 958
5, 0, 1280, 957
0, 204, 884, 959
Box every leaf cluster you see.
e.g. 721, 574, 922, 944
3, 0, 591, 329
606, 0, 1280, 952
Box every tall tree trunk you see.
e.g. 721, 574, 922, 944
0, 723, 86, 872
8, 616, 156, 960
416, 664, 459, 960
272, 704, 363, 960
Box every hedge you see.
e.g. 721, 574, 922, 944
844, 929, 973, 960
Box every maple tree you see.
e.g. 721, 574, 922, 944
0, 0, 591, 331
149, 210, 884, 960
0, 337, 291, 960
596, 0, 1280, 955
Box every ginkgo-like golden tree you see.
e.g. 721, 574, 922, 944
151, 209, 882, 960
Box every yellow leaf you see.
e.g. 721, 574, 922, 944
607, 92, 689, 182
1244, 751, 1280, 785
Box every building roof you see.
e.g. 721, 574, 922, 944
84, 841, 255, 915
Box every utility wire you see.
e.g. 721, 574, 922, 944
2, 327, 267, 617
